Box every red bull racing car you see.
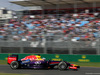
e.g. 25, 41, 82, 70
7, 54, 80, 70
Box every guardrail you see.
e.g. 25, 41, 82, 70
0, 41, 99, 54
0, 35, 100, 54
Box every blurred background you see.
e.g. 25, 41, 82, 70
0, 0, 100, 55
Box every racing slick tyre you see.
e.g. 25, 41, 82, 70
58, 62, 68, 70
10, 61, 20, 69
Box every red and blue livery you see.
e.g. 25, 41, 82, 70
7, 54, 80, 70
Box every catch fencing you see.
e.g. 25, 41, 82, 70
0, 35, 100, 54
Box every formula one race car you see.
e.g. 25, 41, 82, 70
7, 54, 80, 70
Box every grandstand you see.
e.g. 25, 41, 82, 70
0, 0, 100, 54
0, 7, 17, 25
9, 0, 100, 15
9, 0, 100, 8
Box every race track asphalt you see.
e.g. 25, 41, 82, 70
0, 65, 100, 75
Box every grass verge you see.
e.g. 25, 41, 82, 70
0, 60, 7, 65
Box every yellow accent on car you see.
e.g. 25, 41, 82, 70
73, 64, 78, 67
36, 55, 43, 61
36, 59, 43, 61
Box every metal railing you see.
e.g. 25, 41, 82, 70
0, 35, 100, 54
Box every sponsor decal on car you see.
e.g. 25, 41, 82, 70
35, 61, 41, 65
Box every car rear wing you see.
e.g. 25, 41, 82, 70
7, 54, 18, 64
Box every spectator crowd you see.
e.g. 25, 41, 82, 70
0, 13, 100, 42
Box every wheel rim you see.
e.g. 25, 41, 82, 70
60, 65, 65, 69
11, 63, 18, 68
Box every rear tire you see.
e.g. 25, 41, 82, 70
10, 61, 20, 69
58, 62, 67, 70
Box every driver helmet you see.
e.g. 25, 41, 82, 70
36, 55, 41, 59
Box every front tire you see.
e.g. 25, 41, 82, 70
58, 62, 68, 70
10, 61, 20, 69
